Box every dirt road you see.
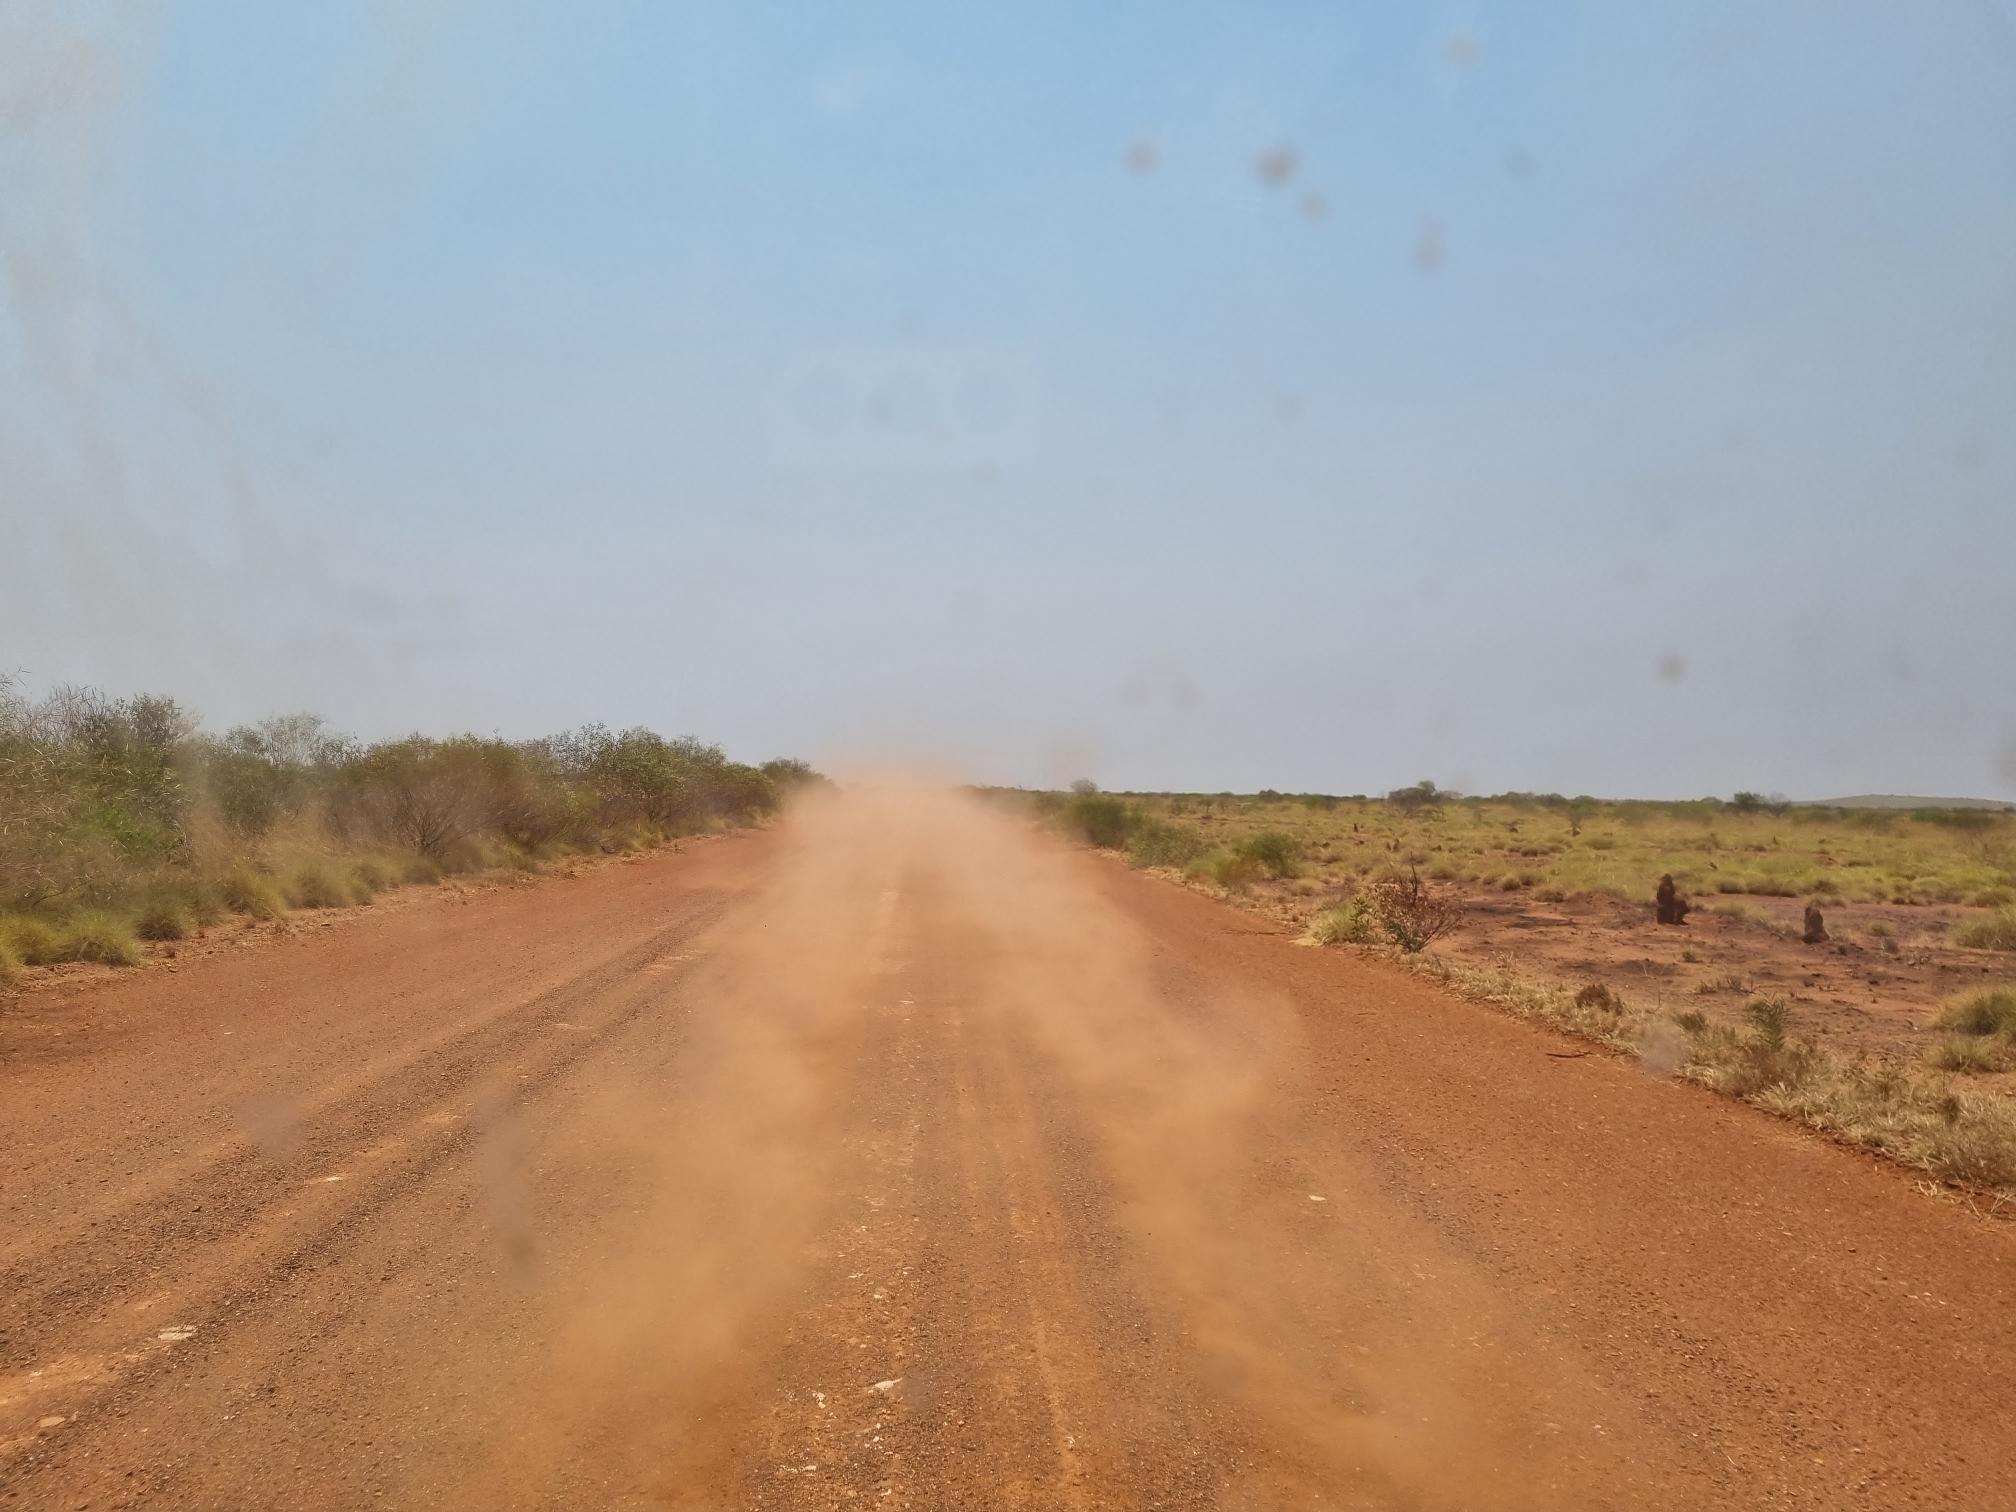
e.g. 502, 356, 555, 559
4, 791, 2012, 1510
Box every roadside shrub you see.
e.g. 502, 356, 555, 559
329, 737, 503, 859
2, 915, 66, 964
1690, 997, 1819, 1096
1366, 868, 1460, 953
1310, 897, 1376, 945
1953, 907, 2016, 951
2, 677, 808, 946
351, 859, 393, 897
1126, 819, 1208, 870
1063, 793, 1135, 850
1934, 986, 2016, 1038
1673, 1009, 1708, 1035
1574, 982, 1623, 1014
1235, 831, 1301, 879
220, 869, 287, 919
0, 937, 18, 986
61, 913, 144, 966
402, 855, 445, 885
184, 880, 226, 926
135, 898, 192, 941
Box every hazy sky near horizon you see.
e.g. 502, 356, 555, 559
4, 2, 2013, 799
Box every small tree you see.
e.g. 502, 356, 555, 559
1386, 780, 1447, 811
1366, 867, 1460, 953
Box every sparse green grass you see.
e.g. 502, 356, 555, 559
1081, 789, 2015, 916
0, 936, 19, 986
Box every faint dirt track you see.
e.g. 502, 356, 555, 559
3, 789, 2013, 1510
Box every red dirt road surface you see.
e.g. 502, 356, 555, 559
3, 790, 2013, 1510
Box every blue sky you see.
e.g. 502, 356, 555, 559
3, 1, 2013, 797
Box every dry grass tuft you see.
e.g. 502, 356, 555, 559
56, 913, 144, 967
1309, 897, 1377, 946
221, 869, 288, 920
1934, 985, 2016, 1038
1953, 907, 2016, 952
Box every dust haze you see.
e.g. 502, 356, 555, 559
448, 788, 1630, 1510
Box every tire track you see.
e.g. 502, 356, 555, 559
0, 908, 724, 1464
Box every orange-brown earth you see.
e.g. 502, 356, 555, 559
4, 790, 2013, 1510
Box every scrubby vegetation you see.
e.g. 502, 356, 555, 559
1934, 985, 2016, 1038
1953, 907, 2016, 952
0, 675, 822, 977
1024, 784, 2016, 911
1417, 958, 2016, 1194
998, 779, 2016, 1198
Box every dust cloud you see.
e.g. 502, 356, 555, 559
464, 787, 1617, 1510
